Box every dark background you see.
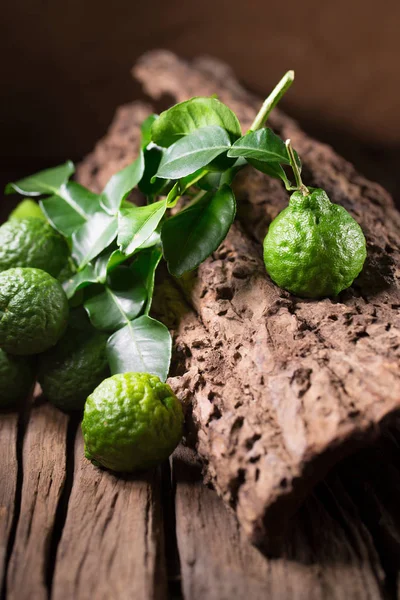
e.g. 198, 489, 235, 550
1, 0, 400, 207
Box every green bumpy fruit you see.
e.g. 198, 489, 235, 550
9, 199, 46, 221
263, 188, 367, 298
0, 349, 34, 409
0, 217, 69, 277
38, 309, 109, 411
82, 372, 184, 472
0, 267, 69, 355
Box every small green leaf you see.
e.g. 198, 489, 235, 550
139, 146, 166, 198
94, 247, 127, 283
40, 182, 102, 236
107, 315, 171, 381
157, 126, 231, 180
101, 153, 145, 215
151, 97, 242, 147
164, 168, 209, 209
5, 161, 75, 196
72, 212, 118, 269
247, 158, 292, 189
62, 264, 98, 299
84, 266, 146, 332
138, 228, 161, 250
141, 114, 159, 148
131, 246, 163, 315
161, 184, 236, 277
117, 199, 167, 256
227, 128, 290, 163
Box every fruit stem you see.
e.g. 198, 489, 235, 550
249, 70, 295, 132
286, 139, 309, 196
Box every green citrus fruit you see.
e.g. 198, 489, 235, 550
0, 267, 69, 355
0, 217, 69, 277
38, 309, 109, 411
0, 349, 34, 409
9, 199, 46, 221
82, 372, 184, 472
263, 188, 367, 298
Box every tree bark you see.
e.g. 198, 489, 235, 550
78, 51, 400, 548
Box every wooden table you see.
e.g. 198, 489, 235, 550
0, 388, 399, 600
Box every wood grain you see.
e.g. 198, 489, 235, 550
6, 402, 69, 600
0, 412, 18, 589
173, 446, 386, 600
52, 430, 167, 600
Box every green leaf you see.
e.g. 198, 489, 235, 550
107, 315, 171, 381
101, 153, 145, 215
5, 161, 75, 196
84, 266, 146, 332
117, 199, 167, 256
227, 128, 290, 163
247, 158, 292, 189
161, 184, 236, 277
163, 168, 209, 209
151, 97, 241, 147
141, 114, 158, 148
62, 264, 98, 299
138, 228, 161, 250
95, 230, 161, 283
157, 126, 231, 180
94, 247, 127, 283
40, 182, 102, 236
139, 146, 166, 198
131, 246, 163, 315
72, 212, 118, 269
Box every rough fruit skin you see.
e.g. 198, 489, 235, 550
9, 199, 46, 221
0, 349, 34, 409
38, 309, 109, 411
82, 372, 184, 472
0, 267, 69, 355
263, 188, 367, 298
0, 217, 69, 277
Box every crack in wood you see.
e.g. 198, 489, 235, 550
161, 460, 183, 599
47, 415, 79, 598
1, 389, 33, 600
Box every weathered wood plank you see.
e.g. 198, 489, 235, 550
0, 412, 18, 589
6, 402, 68, 600
52, 429, 167, 600
173, 445, 386, 600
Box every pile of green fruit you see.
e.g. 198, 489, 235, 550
0, 70, 366, 473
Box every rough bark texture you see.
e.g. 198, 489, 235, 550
78, 51, 400, 547
6, 402, 69, 600
52, 430, 167, 600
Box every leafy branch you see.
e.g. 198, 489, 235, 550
5, 70, 301, 381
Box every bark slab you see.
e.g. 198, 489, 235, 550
78, 51, 400, 547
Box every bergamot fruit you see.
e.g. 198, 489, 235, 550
9, 199, 46, 221
0, 349, 34, 409
0, 267, 69, 355
263, 188, 367, 298
38, 309, 109, 411
82, 372, 184, 472
0, 217, 69, 277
